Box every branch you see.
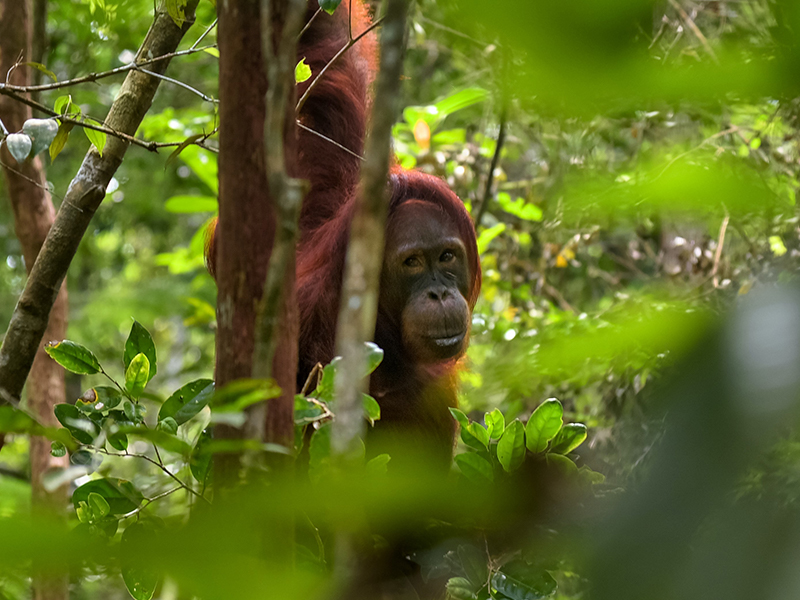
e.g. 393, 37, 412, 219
0, 85, 218, 153
0, 45, 217, 94
295, 15, 384, 114
475, 112, 507, 228
667, 0, 718, 62
0, 0, 202, 406
332, 0, 412, 455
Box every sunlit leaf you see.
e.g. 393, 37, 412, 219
124, 321, 157, 383
454, 453, 494, 483
497, 419, 525, 472
525, 399, 563, 454
125, 353, 150, 400
549, 423, 588, 455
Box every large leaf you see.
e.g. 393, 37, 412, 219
491, 561, 557, 600
485, 409, 505, 440
549, 423, 588, 455
164, 195, 218, 213
525, 399, 563, 454
190, 428, 212, 484
121, 522, 160, 600
454, 453, 494, 483
76, 386, 122, 414
72, 478, 142, 515
45, 340, 101, 374
125, 354, 150, 400
497, 420, 525, 472
159, 379, 214, 425
124, 321, 157, 383
54, 404, 98, 444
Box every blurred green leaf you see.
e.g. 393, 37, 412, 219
455, 453, 494, 483
159, 379, 214, 425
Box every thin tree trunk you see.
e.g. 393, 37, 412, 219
332, 0, 412, 455
0, 2, 67, 599
0, 0, 200, 409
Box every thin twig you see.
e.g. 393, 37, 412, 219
475, 113, 507, 228
298, 8, 322, 41
0, 158, 62, 200
667, 0, 718, 62
417, 15, 486, 46
120, 486, 183, 519
0, 45, 217, 93
136, 66, 218, 103
297, 121, 363, 160
295, 15, 384, 113
0, 117, 8, 136
0, 86, 218, 153
711, 214, 729, 287
190, 19, 218, 50
300, 363, 324, 395
100, 448, 210, 504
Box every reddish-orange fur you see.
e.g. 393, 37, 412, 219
208, 0, 481, 459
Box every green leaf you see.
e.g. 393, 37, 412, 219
54, 404, 98, 444
477, 223, 506, 254
549, 423, 588, 455
362, 394, 381, 426
496, 192, 543, 222
466, 422, 490, 449
308, 422, 331, 484
20, 61, 57, 81
159, 379, 214, 425
525, 399, 563, 454
485, 408, 505, 439
446, 577, 478, 600
157, 417, 178, 435
460, 423, 488, 451
123, 401, 146, 425
213, 378, 280, 413
164, 195, 218, 214
115, 426, 191, 455
433, 87, 489, 120
22, 118, 59, 155
45, 340, 101, 374
449, 407, 470, 429
545, 453, 578, 477
364, 342, 384, 375
190, 429, 212, 484
48, 121, 73, 161
295, 58, 312, 83
87, 492, 110, 518
166, 0, 188, 27
294, 395, 326, 425
121, 522, 160, 600
318, 0, 342, 15
454, 453, 493, 483
53, 95, 71, 115
72, 478, 142, 515
83, 126, 106, 157
497, 419, 525, 472
76, 386, 122, 413
124, 321, 157, 383
125, 354, 150, 400
5, 133, 32, 163
458, 544, 489, 588
491, 561, 558, 600
366, 453, 391, 476
50, 441, 67, 457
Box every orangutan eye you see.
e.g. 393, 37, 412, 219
439, 251, 455, 263
404, 256, 421, 268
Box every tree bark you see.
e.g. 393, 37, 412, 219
0, 2, 67, 599
0, 0, 200, 408
214, 0, 303, 487
332, 0, 412, 455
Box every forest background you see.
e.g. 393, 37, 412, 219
1, 1, 800, 600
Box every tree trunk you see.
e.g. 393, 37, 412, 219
214, 0, 301, 487
0, 2, 68, 600
0, 0, 200, 408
